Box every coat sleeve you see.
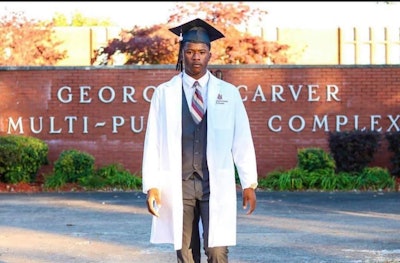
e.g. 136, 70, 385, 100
231, 86, 258, 189
142, 86, 162, 193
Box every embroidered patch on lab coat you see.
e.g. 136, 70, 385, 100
216, 93, 228, 104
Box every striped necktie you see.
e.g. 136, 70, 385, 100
191, 81, 204, 124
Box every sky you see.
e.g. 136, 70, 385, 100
1, 1, 400, 29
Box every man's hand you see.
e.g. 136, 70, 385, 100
242, 187, 256, 215
146, 188, 161, 217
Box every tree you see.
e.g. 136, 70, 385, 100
52, 11, 115, 27
168, 2, 290, 64
93, 24, 176, 65
92, 2, 291, 65
0, 11, 67, 66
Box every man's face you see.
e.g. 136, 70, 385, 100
183, 42, 211, 79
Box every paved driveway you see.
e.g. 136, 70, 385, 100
0, 191, 399, 263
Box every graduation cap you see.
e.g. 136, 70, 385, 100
169, 18, 225, 71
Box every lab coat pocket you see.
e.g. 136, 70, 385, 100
211, 169, 236, 205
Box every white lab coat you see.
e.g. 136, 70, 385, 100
142, 71, 257, 250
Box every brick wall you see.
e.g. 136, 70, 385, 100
1, 65, 399, 178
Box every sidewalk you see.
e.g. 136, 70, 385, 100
0, 191, 399, 263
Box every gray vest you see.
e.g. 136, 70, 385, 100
182, 88, 209, 181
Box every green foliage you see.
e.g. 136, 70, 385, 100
319, 171, 353, 191
234, 165, 240, 185
277, 168, 307, 191
307, 168, 335, 190
43, 172, 68, 190
53, 149, 95, 183
258, 147, 396, 192
259, 167, 395, 192
297, 147, 336, 172
44, 153, 141, 191
353, 167, 395, 191
258, 169, 283, 190
52, 11, 115, 26
0, 135, 48, 183
1, 136, 395, 193
78, 163, 142, 190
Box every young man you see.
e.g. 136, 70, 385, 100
142, 18, 258, 263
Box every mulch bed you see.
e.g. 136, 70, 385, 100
0, 182, 85, 193
1, 177, 399, 193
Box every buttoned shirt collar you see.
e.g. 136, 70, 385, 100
182, 71, 210, 109
182, 71, 209, 91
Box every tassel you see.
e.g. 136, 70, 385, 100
176, 32, 183, 71
176, 45, 182, 71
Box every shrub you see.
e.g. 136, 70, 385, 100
79, 163, 142, 190
276, 167, 308, 191
297, 147, 335, 172
328, 130, 381, 173
44, 149, 95, 189
258, 169, 285, 190
0, 135, 48, 183
385, 131, 400, 177
44, 154, 142, 191
258, 145, 395, 192
353, 167, 395, 191
53, 149, 95, 183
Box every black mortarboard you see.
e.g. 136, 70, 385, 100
169, 18, 225, 71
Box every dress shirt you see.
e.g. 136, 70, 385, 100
182, 71, 209, 112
